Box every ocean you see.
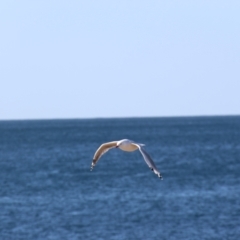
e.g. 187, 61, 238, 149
0, 116, 239, 240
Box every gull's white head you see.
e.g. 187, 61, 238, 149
116, 139, 132, 148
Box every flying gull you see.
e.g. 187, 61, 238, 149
91, 139, 163, 179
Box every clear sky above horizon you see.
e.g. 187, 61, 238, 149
1, 1, 240, 120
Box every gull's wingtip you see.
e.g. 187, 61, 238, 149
90, 161, 95, 171
156, 172, 163, 180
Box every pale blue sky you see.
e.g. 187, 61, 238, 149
1, 1, 240, 120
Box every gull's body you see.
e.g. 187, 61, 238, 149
91, 139, 163, 179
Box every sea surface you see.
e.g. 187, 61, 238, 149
0, 116, 240, 240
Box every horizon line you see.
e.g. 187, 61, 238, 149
0, 114, 240, 122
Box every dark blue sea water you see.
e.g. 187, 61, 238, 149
0, 117, 240, 240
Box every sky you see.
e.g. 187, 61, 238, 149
1, 1, 240, 120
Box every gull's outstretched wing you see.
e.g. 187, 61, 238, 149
133, 144, 163, 179
91, 141, 117, 171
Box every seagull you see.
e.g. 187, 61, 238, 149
91, 139, 163, 179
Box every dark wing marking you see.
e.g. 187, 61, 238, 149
91, 141, 117, 170
133, 144, 163, 179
